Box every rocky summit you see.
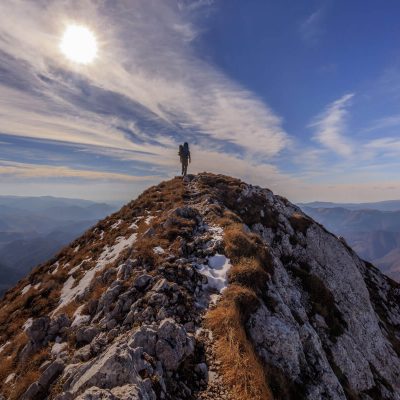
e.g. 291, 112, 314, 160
0, 173, 399, 400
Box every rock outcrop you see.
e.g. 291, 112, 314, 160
0, 173, 399, 400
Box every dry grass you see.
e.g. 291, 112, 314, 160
223, 223, 259, 261
205, 285, 272, 400
288, 212, 312, 235
8, 347, 49, 400
0, 332, 48, 399
228, 258, 269, 293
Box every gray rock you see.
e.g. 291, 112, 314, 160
195, 363, 208, 379
76, 326, 99, 344
134, 274, 153, 289
38, 359, 64, 388
21, 382, 42, 400
151, 279, 169, 293
75, 387, 116, 400
74, 344, 92, 362
26, 316, 50, 343
155, 318, 194, 371
174, 206, 198, 219
119, 262, 133, 280
129, 325, 157, 356
48, 314, 70, 337
65, 342, 154, 399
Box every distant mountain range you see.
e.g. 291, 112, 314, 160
300, 200, 400, 281
299, 200, 400, 212
0, 196, 116, 296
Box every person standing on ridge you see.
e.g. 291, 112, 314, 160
178, 142, 191, 176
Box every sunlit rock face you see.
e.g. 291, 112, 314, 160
0, 173, 399, 400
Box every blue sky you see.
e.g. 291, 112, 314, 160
1, 0, 400, 202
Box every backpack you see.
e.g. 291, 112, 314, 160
182, 144, 190, 159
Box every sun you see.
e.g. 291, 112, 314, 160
60, 25, 98, 64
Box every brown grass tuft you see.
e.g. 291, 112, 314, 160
289, 212, 312, 235
205, 285, 272, 400
228, 258, 269, 293
223, 224, 259, 261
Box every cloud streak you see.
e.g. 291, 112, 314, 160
300, 7, 325, 46
0, 160, 158, 182
311, 93, 354, 157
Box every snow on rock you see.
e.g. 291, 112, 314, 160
21, 284, 31, 295
0, 341, 10, 354
34, 283, 41, 290
5, 373, 15, 384
53, 233, 138, 314
130, 222, 139, 230
23, 318, 33, 331
196, 253, 232, 292
207, 225, 223, 241
51, 342, 67, 356
153, 246, 165, 255
51, 262, 60, 275
98, 233, 138, 266
145, 215, 155, 225
111, 220, 122, 230
72, 305, 91, 327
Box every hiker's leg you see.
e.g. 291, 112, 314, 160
181, 162, 184, 175
183, 162, 187, 176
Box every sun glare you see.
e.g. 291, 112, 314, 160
60, 25, 97, 64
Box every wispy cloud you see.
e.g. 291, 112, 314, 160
0, 160, 159, 182
300, 7, 326, 46
311, 93, 354, 157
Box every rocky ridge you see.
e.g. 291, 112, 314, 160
0, 173, 399, 400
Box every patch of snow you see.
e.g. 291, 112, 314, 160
68, 265, 80, 276
196, 253, 232, 292
207, 225, 223, 241
23, 318, 33, 331
5, 373, 15, 384
21, 284, 31, 295
34, 283, 41, 290
145, 215, 155, 225
153, 246, 165, 255
0, 341, 10, 354
130, 222, 139, 230
99, 230, 104, 240
53, 233, 137, 314
260, 209, 265, 218
68, 260, 86, 276
74, 245, 80, 253
98, 233, 138, 266
51, 342, 67, 355
51, 261, 60, 275
52, 276, 75, 315
111, 220, 122, 230
72, 305, 91, 327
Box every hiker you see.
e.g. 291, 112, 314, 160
178, 142, 191, 176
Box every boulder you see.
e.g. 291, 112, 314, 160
134, 274, 153, 290
76, 326, 99, 344
155, 318, 194, 371
129, 325, 157, 356
38, 359, 64, 388
26, 316, 50, 343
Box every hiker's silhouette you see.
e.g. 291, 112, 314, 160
178, 142, 191, 176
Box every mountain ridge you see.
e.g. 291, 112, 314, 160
0, 173, 399, 400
